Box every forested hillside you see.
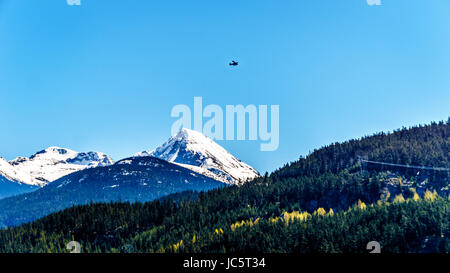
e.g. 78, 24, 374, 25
0, 176, 37, 199
0, 120, 448, 253
276, 119, 449, 178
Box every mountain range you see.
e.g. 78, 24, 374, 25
0, 156, 223, 227
0, 120, 448, 253
1, 147, 114, 187
0, 129, 258, 192
0, 129, 259, 226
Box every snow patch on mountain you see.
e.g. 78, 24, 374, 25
6, 147, 114, 186
135, 128, 260, 185
0, 157, 34, 184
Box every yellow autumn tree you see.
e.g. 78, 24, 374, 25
393, 194, 405, 203
283, 211, 311, 224
314, 207, 327, 216
357, 200, 367, 210
410, 188, 421, 202
423, 189, 438, 202
171, 239, 184, 253
230, 218, 261, 231
269, 217, 280, 224
328, 208, 334, 216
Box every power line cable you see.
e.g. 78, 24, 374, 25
360, 159, 450, 172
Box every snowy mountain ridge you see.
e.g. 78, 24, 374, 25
0, 157, 34, 184
2, 147, 114, 186
135, 128, 260, 185
1, 130, 259, 188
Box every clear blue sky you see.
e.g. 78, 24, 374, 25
1, 0, 449, 173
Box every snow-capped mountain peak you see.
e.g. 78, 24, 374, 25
135, 128, 260, 185
5, 147, 114, 186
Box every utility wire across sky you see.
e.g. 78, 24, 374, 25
360, 159, 450, 172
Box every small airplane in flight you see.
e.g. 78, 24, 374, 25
229, 60, 239, 66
